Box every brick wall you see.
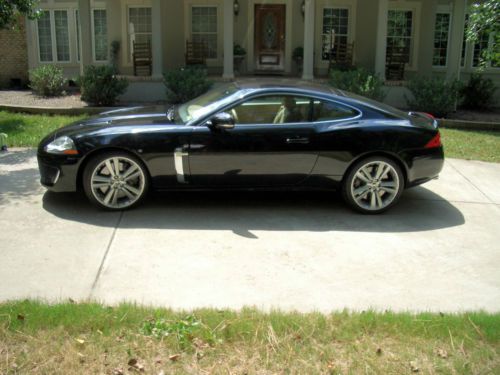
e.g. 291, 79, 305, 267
0, 18, 28, 88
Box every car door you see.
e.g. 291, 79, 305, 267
187, 94, 319, 187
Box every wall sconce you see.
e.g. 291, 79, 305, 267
301, 1, 305, 17
234, 0, 240, 16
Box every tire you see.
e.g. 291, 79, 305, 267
342, 156, 404, 214
83, 151, 149, 210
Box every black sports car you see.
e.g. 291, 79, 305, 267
37, 81, 444, 214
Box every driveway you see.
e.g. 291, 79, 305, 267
1, 148, 499, 312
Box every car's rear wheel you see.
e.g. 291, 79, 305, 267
83, 152, 149, 210
342, 156, 404, 214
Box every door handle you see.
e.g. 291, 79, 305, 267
286, 137, 310, 144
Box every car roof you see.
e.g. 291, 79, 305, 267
233, 79, 341, 96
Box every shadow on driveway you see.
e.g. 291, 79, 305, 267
42, 188, 465, 235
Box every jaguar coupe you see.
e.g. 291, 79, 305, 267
37, 81, 444, 214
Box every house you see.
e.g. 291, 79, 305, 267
18, 0, 500, 104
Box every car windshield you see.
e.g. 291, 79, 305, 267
177, 83, 240, 124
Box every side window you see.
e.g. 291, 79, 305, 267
312, 100, 358, 121
231, 95, 311, 125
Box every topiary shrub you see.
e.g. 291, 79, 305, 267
406, 77, 462, 118
163, 67, 213, 104
30, 65, 67, 97
329, 68, 386, 101
79, 65, 128, 106
460, 73, 497, 110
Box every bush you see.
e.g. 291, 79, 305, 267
460, 73, 496, 110
329, 68, 386, 101
30, 65, 67, 97
79, 65, 128, 106
406, 77, 461, 118
163, 67, 212, 104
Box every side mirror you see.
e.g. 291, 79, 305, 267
209, 112, 235, 130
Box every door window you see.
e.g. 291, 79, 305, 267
230, 95, 311, 125
312, 100, 358, 121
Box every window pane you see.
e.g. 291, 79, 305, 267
432, 13, 450, 66
322, 8, 349, 61
312, 100, 358, 121
75, 10, 80, 61
191, 6, 217, 58
386, 10, 413, 64
37, 11, 53, 62
54, 10, 70, 61
93, 9, 108, 61
232, 96, 310, 124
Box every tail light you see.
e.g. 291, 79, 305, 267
425, 132, 441, 148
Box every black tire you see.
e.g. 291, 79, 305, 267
342, 156, 404, 214
83, 151, 149, 210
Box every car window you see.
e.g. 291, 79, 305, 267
312, 100, 359, 122
230, 95, 311, 125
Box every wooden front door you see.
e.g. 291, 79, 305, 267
254, 4, 286, 72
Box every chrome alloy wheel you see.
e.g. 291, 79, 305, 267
350, 161, 400, 211
90, 156, 145, 209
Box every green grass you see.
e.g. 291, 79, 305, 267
0, 111, 499, 164
0, 111, 86, 147
0, 301, 499, 374
441, 128, 500, 163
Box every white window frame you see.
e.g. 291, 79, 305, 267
320, 7, 350, 62
36, 9, 72, 64
387, 1, 421, 71
189, 4, 219, 60
127, 5, 153, 61
432, 10, 452, 68
91, 8, 108, 63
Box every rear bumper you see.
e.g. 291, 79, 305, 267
405, 146, 444, 187
37, 153, 81, 192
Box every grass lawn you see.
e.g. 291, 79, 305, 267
0, 111, 87, 148
0, 111, 499, 163
0, 302, 499, 374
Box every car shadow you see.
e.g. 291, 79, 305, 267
42, 187, 465, 235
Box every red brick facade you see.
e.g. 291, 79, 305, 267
0, 18, 28, 88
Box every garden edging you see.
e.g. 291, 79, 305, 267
438, 118, 500, 131
0, 103, 116, 116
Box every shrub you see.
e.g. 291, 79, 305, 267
30, 65, 67, 97
329, 68, 386, 101
163, 67, 213, 104
79, 65, 128, 106
460, 73, 496, 110
405, 77, 461, 118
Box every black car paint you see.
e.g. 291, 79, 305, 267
37, 85, 444, 193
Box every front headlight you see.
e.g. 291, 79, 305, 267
45, 136, 78, 155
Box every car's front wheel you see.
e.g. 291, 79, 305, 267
342, 156, 404, 214
83, 152, 149, 210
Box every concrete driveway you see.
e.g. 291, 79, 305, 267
1, 149, 499, 312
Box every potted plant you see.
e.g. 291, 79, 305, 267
293, 46, 304, 74
233, 44, 246, 74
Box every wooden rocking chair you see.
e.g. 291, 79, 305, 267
133, 41, 152, 76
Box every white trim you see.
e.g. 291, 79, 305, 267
36, 9, 72, 64
315, 0, 357, 70
91, 8, 108, 63
387, 0, 421, 71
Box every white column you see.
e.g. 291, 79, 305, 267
223, 0, 234, 79
447, 0, 466, 80
78, 0, 92, 75
374, 0, 388, 80
151, 0, 163, 77
302, 0, 315, 80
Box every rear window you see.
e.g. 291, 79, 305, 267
312, 100, 359, 121
337, 90, 408, 118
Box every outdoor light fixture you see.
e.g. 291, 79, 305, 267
234, 0, 240, 16
301, 1, 305, 17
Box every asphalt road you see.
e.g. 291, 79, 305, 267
1, 148, 499, 312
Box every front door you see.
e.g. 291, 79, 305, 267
254, 4, 286, 72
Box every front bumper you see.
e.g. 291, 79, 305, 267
37, 153, 81, 192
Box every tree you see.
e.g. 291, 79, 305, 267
466, 0, 500, 67
0, 0, 40, 30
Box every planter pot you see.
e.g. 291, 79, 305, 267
234, 54, 246, 75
